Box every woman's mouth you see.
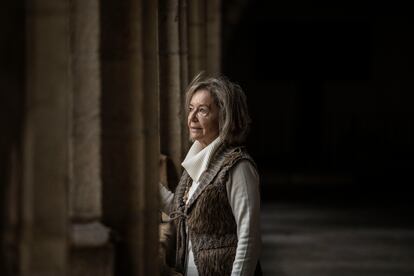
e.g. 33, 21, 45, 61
190, 127, 202, 132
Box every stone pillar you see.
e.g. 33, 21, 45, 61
188, 0, 207, 78
101, 0, 160, 275
1, 145, 20, 276
68, 0, 113, 275
0, 1, 25, 275
206, 0, 221, 74
179, 0, 190, 156
159, 0, 189, 187
69, 0, 102, 221
179, 0, 190, 88
21, 0, 71, 275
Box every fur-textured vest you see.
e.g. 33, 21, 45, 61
170, 144, 255, 276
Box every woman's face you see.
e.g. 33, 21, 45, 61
188, 89, 219, 148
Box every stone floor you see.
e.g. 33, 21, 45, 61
260, 202, 414, 276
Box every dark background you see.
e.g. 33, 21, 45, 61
222, 0, 414, 205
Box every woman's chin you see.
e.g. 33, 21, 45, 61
189, 134, 200, 142
194, 138, 203, 143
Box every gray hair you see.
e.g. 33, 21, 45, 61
185, 72, 251, 146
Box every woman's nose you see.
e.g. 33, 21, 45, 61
189, 110, 198, 122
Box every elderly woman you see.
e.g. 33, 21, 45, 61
160, 74, 261, 276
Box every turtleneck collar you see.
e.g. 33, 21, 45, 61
181, 136, 222, 182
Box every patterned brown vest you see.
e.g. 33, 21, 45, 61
170, 144, 256, 276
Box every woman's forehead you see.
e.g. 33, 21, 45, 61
190, 89, 214, 105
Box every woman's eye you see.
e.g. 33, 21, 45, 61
199, 108, 208, 116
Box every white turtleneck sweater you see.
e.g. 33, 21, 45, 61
160, 137, 261, 276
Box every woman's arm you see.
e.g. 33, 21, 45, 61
160, 183, 174, 214
226, 160, 261, 276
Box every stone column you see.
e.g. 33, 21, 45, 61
188, 0, 207, 78
206, 0, 221, 74
68, 0, 113, 275
69, 0, 102, 221
0, 1, 25, 275
179, 0, 190, 87
1, 145, 20, 276
101, 0, 160, 275
21, 0, 71, 275
179, 0, 190, 156
159, 0, 189, 188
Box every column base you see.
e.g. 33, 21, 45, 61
70, 222, 114, 276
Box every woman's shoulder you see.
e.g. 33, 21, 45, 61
219, 145, 257, 171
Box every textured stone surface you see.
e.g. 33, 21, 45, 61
159, 0, 188, 182
101, 0, 160, 275
21, 0, 71, 274
69, 0, 102, 220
